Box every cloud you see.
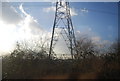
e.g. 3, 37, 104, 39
0, 20, 18, 54
43, 6, 78, 16
91, 36, 101, 43
89, 33, 112, 53
80, 8, 89, 13
102, 40, 111, 45
70, 8, 78, 16
88, 28, 92, 31
2, 2, 23, 24
43, 6, 56, 13
19, 4, 43, 35
79, 8, 89, 16
76, 30, 81, 34
0, 3, 48, 55
19, 3, 28, 16
75, 26, 112, 51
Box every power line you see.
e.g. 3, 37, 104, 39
88, 8, 118, 15
80, 8, 118, 16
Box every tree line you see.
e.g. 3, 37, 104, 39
2, 36, 120, 79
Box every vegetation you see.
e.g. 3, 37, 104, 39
2, 37, 120, 79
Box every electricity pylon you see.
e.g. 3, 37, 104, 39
49, 0, 78, 59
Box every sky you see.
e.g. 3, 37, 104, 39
0, 1, 118, 56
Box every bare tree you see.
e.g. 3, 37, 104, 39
75, 35, 95, 59
10, 35, 51, 60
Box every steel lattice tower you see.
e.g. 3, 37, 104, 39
49, 0, 78, 59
